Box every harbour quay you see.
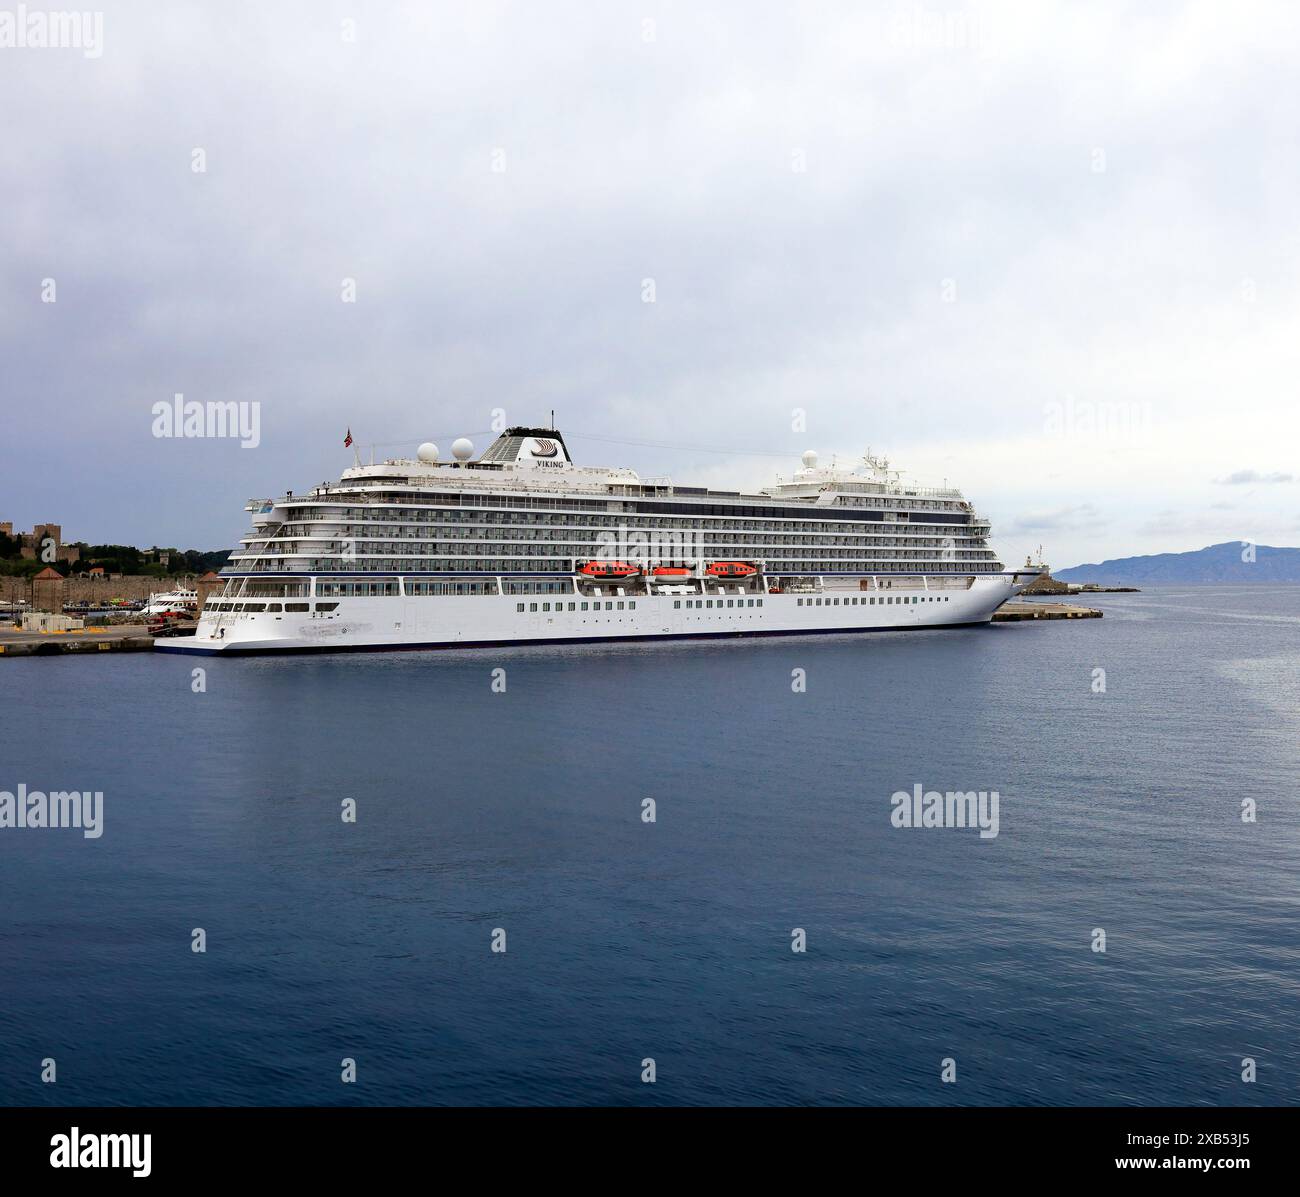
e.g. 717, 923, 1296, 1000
0, 623, 157, 656
993, 601, 1103, 621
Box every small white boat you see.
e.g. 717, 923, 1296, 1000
141, 588, 198, 616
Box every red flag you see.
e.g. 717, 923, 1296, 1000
344, 428, 353, 448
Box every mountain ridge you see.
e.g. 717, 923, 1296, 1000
1054, 541, 1300, 584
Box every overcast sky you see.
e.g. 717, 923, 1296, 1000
3, 0, 1298, 568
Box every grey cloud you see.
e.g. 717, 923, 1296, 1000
1136, 510, 1238, 539
2, 2, 1298, 566
1005, 504, 1102, 534
1216, 470, 1294, 485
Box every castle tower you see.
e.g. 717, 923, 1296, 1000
32, 566, 65, 614
195, 571, 223, 611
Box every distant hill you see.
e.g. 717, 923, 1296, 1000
1055, 541, 1300, 584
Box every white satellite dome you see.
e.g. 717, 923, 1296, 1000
451, 437, 474, 461
417, 442, 439, 463
801, 449, 818, 469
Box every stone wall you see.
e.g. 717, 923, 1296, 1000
1, 574, 202, 605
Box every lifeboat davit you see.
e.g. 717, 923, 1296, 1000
651, 567, 692, 578
705, 561, 757, 578
578, 561, 640, 579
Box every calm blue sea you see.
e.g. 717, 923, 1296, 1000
2, 586, 1298, 1106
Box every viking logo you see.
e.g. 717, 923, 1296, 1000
531, 438, 559, 458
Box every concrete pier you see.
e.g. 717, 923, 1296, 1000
0, 625, 157, 656
994, 601, 1102, 621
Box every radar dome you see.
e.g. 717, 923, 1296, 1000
801, 450, 818, 469
417, 442, 439, 463
451, 437, 474, 461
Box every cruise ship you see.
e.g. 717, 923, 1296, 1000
158, 427, 1038, 655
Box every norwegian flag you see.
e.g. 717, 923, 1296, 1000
344, 428, 353, 448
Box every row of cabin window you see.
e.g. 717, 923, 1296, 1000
512, 598, 772, 613
206, 602, 324, 612
509, 603, 769, 610
285, 531, 985, 549
283, 507, 972, 527
795, 595, 950, 606
516, 601, 640, 613
228, 583, 310, 598
240, 559, 1003, 575
211, 595, 952, 615
286, 495, 970, 521
501, 580, 575, 595
672, 599, 765, 609
317, 580, 497, 596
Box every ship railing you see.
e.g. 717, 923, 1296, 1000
207, 521, 286, 637
894, 486, 965, 499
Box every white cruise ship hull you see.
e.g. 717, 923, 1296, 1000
157, 574, 1026, 655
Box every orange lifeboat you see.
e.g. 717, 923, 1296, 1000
706, 561, 757, 578
578, 561, 640, 579
651, 567, 692, 578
